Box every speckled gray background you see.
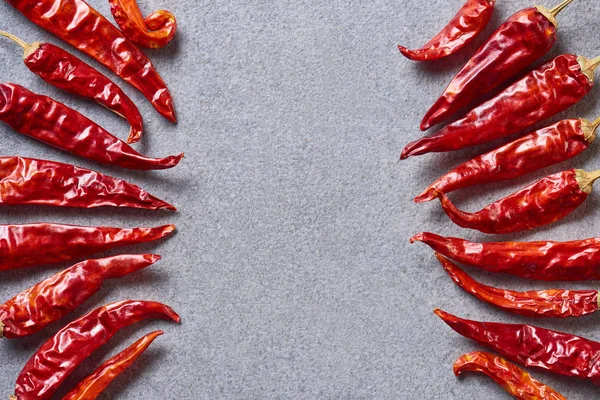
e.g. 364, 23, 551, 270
0, 0, 598, 398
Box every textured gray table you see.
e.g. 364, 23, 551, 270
0, 0, 598, 398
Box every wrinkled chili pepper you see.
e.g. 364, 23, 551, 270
437, 253, 599, 317
0, 84, 183, 170
436, 168, 600, 234
435, 309, 600, 384
0, 31, 144, 144
109, 0, 177, 49
0, 156, 176, 210
63, 330, 163, 400
415, 117, 600, 203
0, 254, 160, 339
454, 351, 567, 400
6, 0, 176, 122
11, 300, 179, 400
420, 0, 574, 130
403, 54, 600, 159
398, 0, 495, 61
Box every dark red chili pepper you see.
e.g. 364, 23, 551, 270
12, 300, 179, 400
62, 330, 163, 400
0, 156, 176, 210
6, 0, 176, 122
454, 351, 567, 400
420, 0, 573, 130
0, 84, 183, 170
0, 254, 160, 339
436, 309, 600, 385
109, 0, 177, 49
403, 54, 600, 159
0, 31, 144, 144
415, 117, 599, 203
437, 253, 599, 317
398, 0, 495, 61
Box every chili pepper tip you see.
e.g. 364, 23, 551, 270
414, 188, 436, 203
409, 233, 423, 244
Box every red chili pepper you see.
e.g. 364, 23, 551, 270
0, 31, 144, 144
415, 117, 599, 203
0, 156, 176, 210
403, 54, 600, 159
0, 223, 174, 270
0, 254, 160, 339
454, 351, 567, 400
109, 0, 177, 49
437, 253, 599, 317
12, 300, 179, 400
435, 309, 600, 384
62, 330, 163, 400
6, 0, 176, 122
398, 0, 495, 61
420, 0, 573, 130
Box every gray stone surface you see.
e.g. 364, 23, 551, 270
0, 0, 598, 398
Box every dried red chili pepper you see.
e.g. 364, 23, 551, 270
109, 0, 177, 49
454, 351, 567, 400
63, 330, 163, 400
0, 156, 176, 210
11, 300, 179, 400
6, 0, 176, 122
415, 117, 600, 203
398, 0, 495, 61
0, 31, 144, 144
420, 0, 574, 130
403, 54, 600, 159
437, 253, 599, 317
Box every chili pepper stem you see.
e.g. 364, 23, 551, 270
549, 0, 575, 16
576, 169, 600, 193
593, 117, 600, 131
578, 55, 600, 82
0, 31, 38, 58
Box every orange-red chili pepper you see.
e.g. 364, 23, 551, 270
0, 156, 176, 210
403, 54, 600, 159
6, 0, 176, 122
12, 300, 179, 400
398, 0, 495, 61
420, 0, 573, 130
0, 31, 144, 143
454, 351, 567, 400
109, 0, 177, 49
63, 330, 163, 400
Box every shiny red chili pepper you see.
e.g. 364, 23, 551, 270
0, 84, 182, 170
436, 309, 600, 384
0, 31, 144, 144
63, 330, 163, 400
420, 0, 573, 130
398, 0, 495, 61
454, 351, 567, 400
403, 54, 600, 159
12, 300, 179, 400
415, 117, 599, 203
109, 0, 177, 49
0, 254, 160, 339
437, 253, 599, 317
0, 156, 176, 210
6, 0, 176, 122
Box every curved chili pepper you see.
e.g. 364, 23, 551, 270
6, 0, 176, 122
435, 309, 600, 384
0, 31, 144, 144
63, 330, 163, 400
437, 253, 599, 317
398, 0, 495, 61
0, 156, 175, 210
415, 117, 599, 203
403, 54, 600, 159
109, 0, 177, 49
454, 351, 567, 400
420, 0, 573, 130
0, 254, 160, 339
0, 84, 182, 170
